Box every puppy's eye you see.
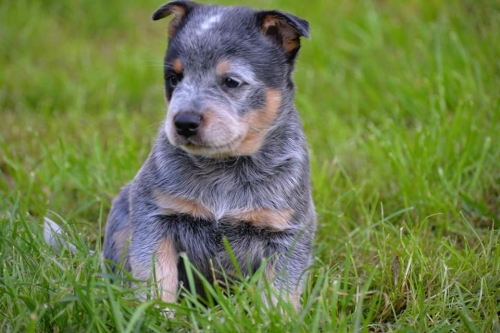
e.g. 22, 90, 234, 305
224, 77, 241, 88
167, 74, 180, 88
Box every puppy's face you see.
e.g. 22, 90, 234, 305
153, 2, 309, 157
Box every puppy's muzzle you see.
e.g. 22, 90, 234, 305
174, 112, 202, 138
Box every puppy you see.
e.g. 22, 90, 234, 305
103, 0, 316, 310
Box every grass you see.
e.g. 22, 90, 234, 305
1, 0, 499, 331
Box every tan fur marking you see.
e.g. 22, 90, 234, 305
172, 58, 183, 74
216, 59, 231, 75
226, 207, 293, 231
167, 6, 186, 38
155, 238, 178, 303
283, 38, 300, 54
262, 16, 300, 54
235, 89, 282, 155
153, 190, 212, 219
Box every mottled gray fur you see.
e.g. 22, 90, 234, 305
104, 0, 316, 307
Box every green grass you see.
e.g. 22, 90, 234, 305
1, 0, 500, 331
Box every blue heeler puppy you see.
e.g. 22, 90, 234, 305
103, 0, 316, 310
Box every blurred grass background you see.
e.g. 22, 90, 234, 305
1, 0, 500, 332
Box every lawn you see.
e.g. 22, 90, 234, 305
1, 0, 499, 331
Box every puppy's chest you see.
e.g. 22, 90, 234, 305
153, 189, 293, 232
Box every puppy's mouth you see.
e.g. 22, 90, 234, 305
178, 135, 244, 157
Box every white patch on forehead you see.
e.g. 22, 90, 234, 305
197, 14, 222, 35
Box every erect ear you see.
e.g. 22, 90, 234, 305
152, 1, 201, 38
256, 10, 310, 60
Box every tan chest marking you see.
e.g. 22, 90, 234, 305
225, 208, 293, 231
154, 190, 293, 231
154, 190, 213, 219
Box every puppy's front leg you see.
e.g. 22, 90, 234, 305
263, 238, 311, 312
264, 266, 302, 313
154, 237, 179, 303
129, 218, 179, 304
263, 259, 301, 312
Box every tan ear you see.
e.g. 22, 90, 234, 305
152, 1, 201, 38
257, 11, 310, 60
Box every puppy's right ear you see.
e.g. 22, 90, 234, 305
152, 1, 200, 38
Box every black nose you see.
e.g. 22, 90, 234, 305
174, 113, 202, 138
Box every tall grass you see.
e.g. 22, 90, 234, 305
1, 0, 499, 331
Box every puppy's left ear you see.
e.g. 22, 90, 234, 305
152, 1, 201, 38
256, 10, 310, 61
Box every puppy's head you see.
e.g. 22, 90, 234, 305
153, 1, 309, 158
